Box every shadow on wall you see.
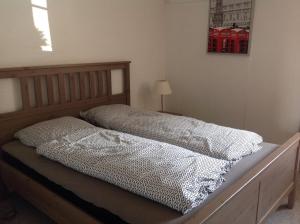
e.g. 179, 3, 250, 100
0, 0, 53, 54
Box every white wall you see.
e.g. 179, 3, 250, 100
1, 0, 299, 143
0, 0, 166, 111
166, 0, 300, 143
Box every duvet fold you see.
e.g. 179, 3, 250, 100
81, 104, 263, 161
37, 127, 231, 214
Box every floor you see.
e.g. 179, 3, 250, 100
1, 195, 54, 224
1, 178, 300, 224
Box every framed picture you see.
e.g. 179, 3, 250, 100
207, 0, 254, 55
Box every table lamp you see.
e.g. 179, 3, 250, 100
155, 80, 172, 112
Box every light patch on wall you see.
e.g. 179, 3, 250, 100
31, 0, 53, 52
111, 69, 124, 95
0, 79, 22, 113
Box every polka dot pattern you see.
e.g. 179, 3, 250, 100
81, 105, 263, 161
14, 117, 94, 147
37, 127, 232, 214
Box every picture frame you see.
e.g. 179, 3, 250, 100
207, 0, 254, 55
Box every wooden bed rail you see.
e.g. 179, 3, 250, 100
0, 160, 102, 224
186, 133, 300, 224
1, 133, 298, 224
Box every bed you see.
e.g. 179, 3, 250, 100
0, 62, 299, 224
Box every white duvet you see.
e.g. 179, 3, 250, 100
81, 104, 263, 161
37, 127, 231, 214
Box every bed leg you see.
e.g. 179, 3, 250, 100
287, 188, 296, 209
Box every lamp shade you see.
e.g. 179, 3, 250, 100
155, 80, 172, 95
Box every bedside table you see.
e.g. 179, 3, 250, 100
158, 111, 183, 116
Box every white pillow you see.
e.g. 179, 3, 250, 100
14, 116, 94, 147
80, 104, 133, 129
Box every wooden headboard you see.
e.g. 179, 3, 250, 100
0, 61, 131, 145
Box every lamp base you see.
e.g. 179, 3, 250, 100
161, 95, 164, 112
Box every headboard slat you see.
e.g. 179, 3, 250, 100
124, 66, 131, 105
34, 77, 43, 107
20, 77, 30, 110
98, 71, 104, 96
89, 72, 97, 98
46, 75, 55, 105
79, 72, 86, 100
0, 61, 131, 145
106, 70, 112, 96
69, 73, 77, 102
58, 73, 66, 104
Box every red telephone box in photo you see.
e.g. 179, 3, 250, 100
208, 0, 253, 54
208, 27, 250, 54
208, 27, 230, 53
238, 29, 249, 54
208, 28, 220, 52
219, 28, 232, 53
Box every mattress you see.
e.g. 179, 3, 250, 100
1, 141, 278, 224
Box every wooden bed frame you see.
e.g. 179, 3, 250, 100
0, 62, 299, 224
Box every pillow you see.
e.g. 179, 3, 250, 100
14, 116, 94, 147
80, 104, 133, 129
